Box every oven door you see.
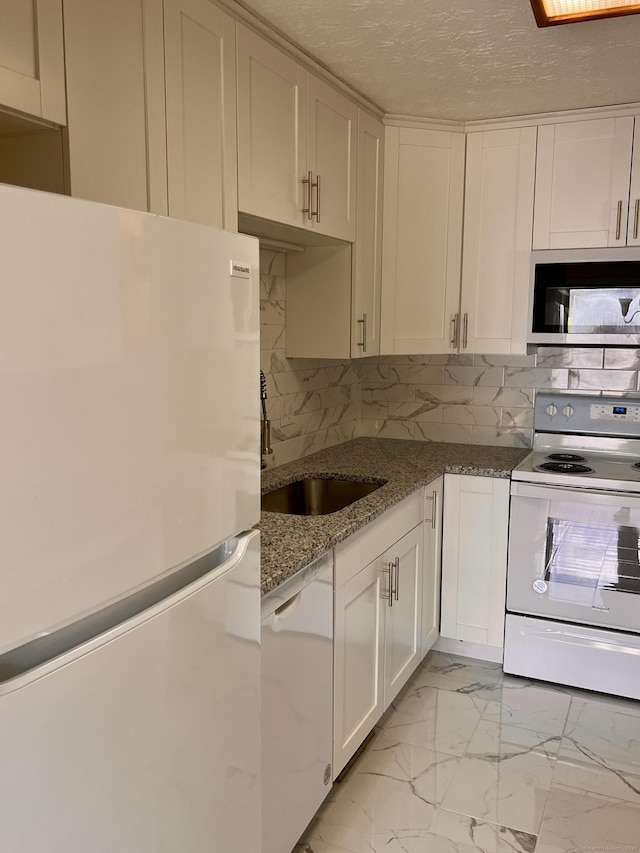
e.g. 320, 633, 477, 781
507, 481, 640, 633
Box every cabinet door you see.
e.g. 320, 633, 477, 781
0, 0, 65, 124
533, 117, 634, 249
333, 558, 384, 777
164, 0, 237, 230
381, 126, 465, 354
236, 25, 307, 229
63, 0, 166, 213
460, 127, 536, 355
306, 74, 357, 242
352, 110, 384, 358
441, 474, 509, 649
628, 117, 640, 247
421, 478, 443, 659
383, 523, 423, 708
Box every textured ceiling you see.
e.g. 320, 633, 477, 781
237, 0, 640, 121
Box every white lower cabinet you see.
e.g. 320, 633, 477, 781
421, 476, 443, 658
333, 491, 423, 777
440, 474, 510, 652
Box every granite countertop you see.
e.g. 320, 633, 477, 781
259, 437, 529, 596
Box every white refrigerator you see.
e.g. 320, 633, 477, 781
0, 184, 261, 852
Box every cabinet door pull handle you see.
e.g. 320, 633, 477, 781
462, 312, 468, 349
450, 314, 459, 348
386, 561, 394, 607
314, 173, 321, 222
301, 171, 313, 220
634, 198, 640, 241
394, 556, 400, 601
616, 199, 623, 240
431, 490, 438, 529
357, 313, 367, 352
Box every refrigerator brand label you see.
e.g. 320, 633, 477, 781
231, 261, 251, 278
532, 579, 548, 594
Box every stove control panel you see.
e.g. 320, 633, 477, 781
590, 403, 640, 423
535, 392, 640, 436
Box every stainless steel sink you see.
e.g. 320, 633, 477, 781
261, 477, 384, 516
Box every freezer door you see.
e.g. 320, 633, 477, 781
0, 530, 260, 853
0, 184, 259, 653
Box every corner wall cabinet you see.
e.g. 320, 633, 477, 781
440, 474, 509, 652
0, 0, 65, 125
237, 25, 356, 242
533, 116, 640, 249
460, 127, 537, 355
380, 125, 465, 354
333, 491, 423, 777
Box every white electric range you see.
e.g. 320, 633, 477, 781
504, 392, 640, 700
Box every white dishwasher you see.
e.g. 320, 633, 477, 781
261, 551, 334, 853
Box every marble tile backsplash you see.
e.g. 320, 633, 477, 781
260, 249, 360, 468
259, 248, 640, 461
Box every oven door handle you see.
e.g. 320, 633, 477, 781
511, 480, 640, 507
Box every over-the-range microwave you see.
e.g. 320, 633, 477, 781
528, 248, 640, 346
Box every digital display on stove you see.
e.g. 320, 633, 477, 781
613, 406, 627, 415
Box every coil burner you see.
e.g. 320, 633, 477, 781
537, 462, 594, 474
546, 453, 586, 462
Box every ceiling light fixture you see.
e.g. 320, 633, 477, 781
530, 0, 640, 26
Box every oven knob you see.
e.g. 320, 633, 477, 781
563, 404, 575, 418
545, 404, 558, 417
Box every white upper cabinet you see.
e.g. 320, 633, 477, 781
63, 0, 167, 213
236, 25, 306, 229
63, 0, 237, 226
460, 127, 537, 355
352, 110, 384, 358
164, 0, 238, 230
533, 116, 639, 249
237, 25, 356, 242
284, 109, 383, 361
0, 0, 65, 125
380, 125, 465, 354
306, 74, 357, 241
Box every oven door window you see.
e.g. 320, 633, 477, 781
545, 516, 640, 595
507, 486, 640, 632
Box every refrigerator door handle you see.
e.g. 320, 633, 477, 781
0, 529, 259, 694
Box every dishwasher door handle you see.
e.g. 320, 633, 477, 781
274, 591, 302, 621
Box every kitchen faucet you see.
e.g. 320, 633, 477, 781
260, 370, 273, 469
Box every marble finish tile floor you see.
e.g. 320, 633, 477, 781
296, 651, 640, 853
